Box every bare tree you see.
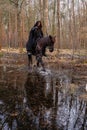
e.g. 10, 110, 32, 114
57, 0, 60, 50
52, 0, 56, 35
0, 10, 2, 50
71, 0, 76, 57
39, 0, 44, 24
9, 0, 25, 49
0, 0, 87, 51
43, 0, 49, 35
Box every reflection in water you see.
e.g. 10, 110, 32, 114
25, 72, 53, 130
0, 66, 87, 130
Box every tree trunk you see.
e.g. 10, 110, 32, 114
43, 0, 49, 35
52, 0, 56, 35
0, 10, 2, 50
72, 0, 76, 57
77, 0, 81, 51
8, 10, 12, 49
39, 0, 44, 24
14, 10, 18, 48
57, 0, 60, 51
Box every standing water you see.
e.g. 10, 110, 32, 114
0, 65, 87, 130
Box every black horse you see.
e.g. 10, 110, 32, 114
27, 35, 56, 70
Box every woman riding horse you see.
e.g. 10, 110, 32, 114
26, 21, 45, 63
26, 21, 56, 70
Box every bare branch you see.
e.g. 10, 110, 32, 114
9, 0, 18, 6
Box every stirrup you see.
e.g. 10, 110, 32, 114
28, 52, 32, 56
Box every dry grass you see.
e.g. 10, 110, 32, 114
0, 48, 87, 55
0, 48, 25, 54
0, 48, 87, 66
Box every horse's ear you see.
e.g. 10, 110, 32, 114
53, 35, 56, 39
52, 35, 56, 40
49, 35, 52, 40
54, 36, 56, 40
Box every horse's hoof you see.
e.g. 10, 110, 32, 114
28, 66, 32, 70
33, 64, 36, 68
42, 68, 46, 71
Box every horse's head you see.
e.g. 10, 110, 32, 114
48, 35, 56, 52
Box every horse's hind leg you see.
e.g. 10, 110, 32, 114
37, 60, 40, 67
36, 56, 40, 67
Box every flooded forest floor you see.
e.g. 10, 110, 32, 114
0, 48, 87, 100
0, 48, 87, 130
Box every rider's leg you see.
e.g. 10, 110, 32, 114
27, 52, 32, 66
42, 46, 47, 57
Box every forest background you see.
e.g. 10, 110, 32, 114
0, 0, 87, 54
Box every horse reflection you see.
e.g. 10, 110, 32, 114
25, 72, 53, 129
25, 72, 53, 115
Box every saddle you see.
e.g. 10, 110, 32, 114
31, 38, 41, 55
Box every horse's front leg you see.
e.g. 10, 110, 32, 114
41, 58, 45, 71
36, 54, 45, 71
